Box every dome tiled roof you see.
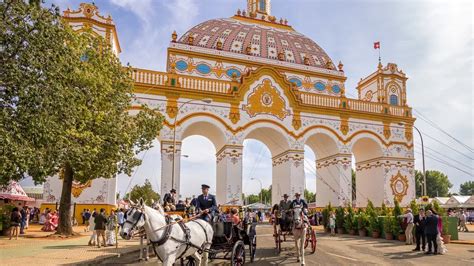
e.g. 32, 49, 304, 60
178, 17, 334, 69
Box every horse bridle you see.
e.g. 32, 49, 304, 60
124, 208, 144, 229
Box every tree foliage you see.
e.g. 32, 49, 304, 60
0, 1, 163, 234
415, 170, 453, 197
125, 179, 160, 204
459, 181, 474, 196
304, 189, 315, 202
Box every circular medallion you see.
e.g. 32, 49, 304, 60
261, 93, 273, 106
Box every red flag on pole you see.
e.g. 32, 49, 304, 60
374, 41, 380, 49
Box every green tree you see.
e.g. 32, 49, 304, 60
304, 189, 315, 202
258, 186, 271, 204
1, 1, 162, 235
125, 179, 160, 204
459, 181, 474, 195
415, 170, 453, 197
246, 194, 260, 204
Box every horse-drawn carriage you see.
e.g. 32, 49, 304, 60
208, 216, 257, 265
120, 200, 257, 265
274, 205, 317, 261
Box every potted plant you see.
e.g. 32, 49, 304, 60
384, 215, 394, 240
351, 215, 358, 235
336, 206, 345, 234
322, 204, 333, 233
357, 212, 368, 237
391, 216, 402, 240
344, 206, 355, 235
441, 216, 451, 244
369, 213, 381, 238
0, 205, 14, 236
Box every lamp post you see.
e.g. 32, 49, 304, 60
251, 177, 263, 203
399, 122, 426, 196
171, 98, 212, 191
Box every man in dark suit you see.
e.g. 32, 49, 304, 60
196, 184, 217, 222
413, 209, 426, 251
424, 210, 438, 255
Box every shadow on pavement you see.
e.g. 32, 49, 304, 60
385, 251, 427, 260
44, 244, 84, 249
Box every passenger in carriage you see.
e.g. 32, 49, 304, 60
196, 184, 217, 222
162, 188, 177, 211
279, 194, 292, 230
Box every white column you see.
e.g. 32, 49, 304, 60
216, 145, 243, 206
383, 158, 415, 207
355, 158, 384, 207
160, 140, 181, 199
316, 153, 352, 207
271, 150, 305, 206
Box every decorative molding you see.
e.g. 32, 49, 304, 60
216, 145, 243, 164
390, 171, 409, 203
242, 79, 290, 120
272, 150, 304, 167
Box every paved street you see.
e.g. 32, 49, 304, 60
98, 224, 474, 265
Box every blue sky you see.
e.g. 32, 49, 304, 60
31, 0, 473, 198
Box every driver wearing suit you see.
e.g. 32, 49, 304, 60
196, 184, 217, 222
291, 192, 309, 224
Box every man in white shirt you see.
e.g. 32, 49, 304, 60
399, 208, 414, 245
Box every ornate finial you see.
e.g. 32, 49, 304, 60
237, 9, 241, 16
326, 60, 334, 70
377, 61, 383, 70
278, 51, 285, 61
269, 16, 276, 22
303, 56, 310, 66
261, 15, 266, 20
338, 61, 344, 72
216, 40, 223, 50
280, 18, 283, 24
284, 19, 288, 25
245, 45, 252, 55
242, 10, 247, 16
171, 31, 177, 42
187, 35, 194, 45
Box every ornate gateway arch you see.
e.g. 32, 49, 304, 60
58, 1, 415, 208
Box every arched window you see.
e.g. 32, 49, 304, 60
390, 94, 398, 105
259, 0, 266, 12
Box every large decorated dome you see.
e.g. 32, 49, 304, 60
178, 15, 334, 69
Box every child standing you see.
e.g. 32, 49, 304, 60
329, 211, 336, 236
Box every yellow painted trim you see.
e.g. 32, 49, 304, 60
231, 15, 295, 31
167, 48, 347, 82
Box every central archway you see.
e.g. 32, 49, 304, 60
243, 125, 304, 205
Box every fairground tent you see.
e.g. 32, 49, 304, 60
0, 181, 35, 202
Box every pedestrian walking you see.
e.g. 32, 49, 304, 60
399, 209, 414, 245
413, 209, 426, 251
458, 211, 469, 232
424, 210, 438, 255
94, 208, 107, 248
88, 211, 97, 246
19, 206, 27, 234
106, 210, 117, 246
9, 207, 21, 240
117, 208, 125, 228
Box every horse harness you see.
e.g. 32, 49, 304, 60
146, 214, 211, 261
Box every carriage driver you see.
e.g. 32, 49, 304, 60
196, 184, 217, 222
290, 192, 308, 215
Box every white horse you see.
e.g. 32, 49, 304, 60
292, 205, 307, 265
120, 199, 213, 266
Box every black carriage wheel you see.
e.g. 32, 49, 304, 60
250, 235, 257, 262
310, 229, 317, 254
231, 240, 246, 266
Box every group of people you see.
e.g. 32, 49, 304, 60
41, 208, 59, 232
9, 205, 44, 239
270, 192, 309, 235
400, 208, 447, 255
87, 208, 124, 248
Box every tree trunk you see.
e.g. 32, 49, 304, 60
57, 163, 73, 235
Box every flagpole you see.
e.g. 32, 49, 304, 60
378, 47, 381, 63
